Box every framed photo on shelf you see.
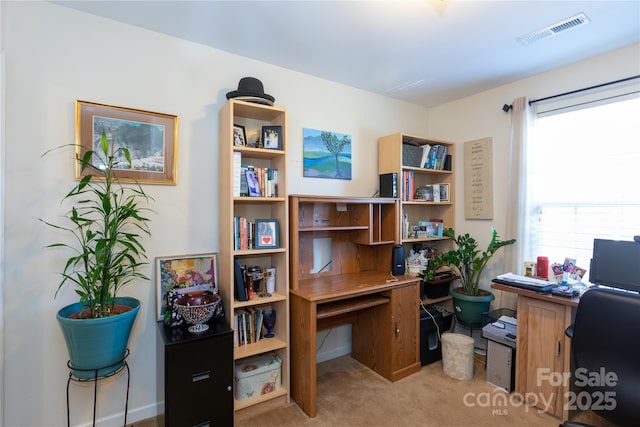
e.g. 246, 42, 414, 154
245, 169, 261, 196
233, 124, 246, 146
438, 183, 450, 202
415, 185, 434, 202
262, 125, 282, 149
155, 253, 220, 324
254, 219, 280, 249
76, 100, 178, 185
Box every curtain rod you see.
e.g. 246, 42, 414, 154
501, 75, 640, 112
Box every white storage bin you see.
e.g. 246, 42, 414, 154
441, 332, 475, 380
234, 352, 282, 401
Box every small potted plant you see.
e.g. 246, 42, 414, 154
42, 131, 153, 379
420, 228, 515, 327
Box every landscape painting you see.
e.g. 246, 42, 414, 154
303, 128, 352, 180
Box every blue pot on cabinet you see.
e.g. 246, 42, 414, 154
57, 297, 140, 380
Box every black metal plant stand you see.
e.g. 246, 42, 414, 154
66, 349, 130, 427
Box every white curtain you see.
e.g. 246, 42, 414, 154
504, 97, 536, 275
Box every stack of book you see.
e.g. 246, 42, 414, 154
419, 144, 450, 170
233, 151, 279, 197
233, 307, 266, 347
233, 216, 254, 250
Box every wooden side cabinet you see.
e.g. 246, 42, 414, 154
352, 282, 420, 381
516, 296, 573, 420
158, 321, 234, 427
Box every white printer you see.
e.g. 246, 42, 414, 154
482, 315, 517, 348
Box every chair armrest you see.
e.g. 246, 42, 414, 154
565, 324, 574, 338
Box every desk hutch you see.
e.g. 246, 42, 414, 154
289, 195, 421, 417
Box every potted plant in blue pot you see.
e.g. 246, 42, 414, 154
420, 228, 515, 328
42, 131, 153, 379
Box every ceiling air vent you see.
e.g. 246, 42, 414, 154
516, 13, 591, 46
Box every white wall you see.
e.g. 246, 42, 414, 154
2, 2, 430, 426
3, 2, 639, 426
426, 43, 640, 309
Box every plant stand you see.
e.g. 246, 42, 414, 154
66, 349, 130, 427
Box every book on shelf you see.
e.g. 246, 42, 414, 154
244, 166, 279, 197
233, 216, 256, 250
420, 144, 431, 168
233, 307, 265, 347
233, 151, 242, 197
254, 307, 264, 343
402, 171, 415, 201
246, 168, 261, 197
422, 144, 449, 170
234, 258, 248, 301
240, 163, 249, 196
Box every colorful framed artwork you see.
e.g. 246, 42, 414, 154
303, 128, 352, 180
155, 253, 219, 323
254, 219, 280, 249
75, 100, 178, 185
262, 125, 282, 149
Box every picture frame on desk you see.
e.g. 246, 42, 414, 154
255, 219, 280, 249
262, 125, 282, 150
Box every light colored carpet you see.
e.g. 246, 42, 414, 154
235, 354, 561, 427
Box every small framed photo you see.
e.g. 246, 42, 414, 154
438, 183, 450, 202
233, 124, 247, 146
245, 169, 261, 196
262, 125, 282, 150
254, 219, 280, 249
415, 185, 434, 202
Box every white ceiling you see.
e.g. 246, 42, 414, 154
54, 0, 640, 107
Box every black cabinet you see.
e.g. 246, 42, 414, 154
159, 320, 233, 427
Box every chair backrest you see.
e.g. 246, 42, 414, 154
570, 287, 640, 426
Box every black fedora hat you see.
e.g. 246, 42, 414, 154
226, 77, 275, 106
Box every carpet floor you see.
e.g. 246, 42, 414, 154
236, 354, 562, 427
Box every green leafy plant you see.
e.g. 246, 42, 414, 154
419, 228, 515, 296
42, 131, 153, 318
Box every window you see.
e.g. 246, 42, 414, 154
527, 96, 640, 276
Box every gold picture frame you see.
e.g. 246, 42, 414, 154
76, 100, 178, 185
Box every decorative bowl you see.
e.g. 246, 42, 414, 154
174, 293, 221, 333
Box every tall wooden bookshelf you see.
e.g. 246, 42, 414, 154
218, 99, 290, 421
378, 133, 456, 302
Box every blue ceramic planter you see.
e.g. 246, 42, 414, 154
57, 297, 140, 380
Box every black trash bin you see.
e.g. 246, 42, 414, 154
420, 304, 453, 366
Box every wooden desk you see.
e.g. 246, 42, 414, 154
492, 282, 579, 421
290, 270, 421, 417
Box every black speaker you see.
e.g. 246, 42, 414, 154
391, 244, 405, 275
379, 173, 398, 198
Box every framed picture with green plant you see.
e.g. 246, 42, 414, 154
76, 100, 178, 185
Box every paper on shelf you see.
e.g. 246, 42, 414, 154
233, 151, 241, 197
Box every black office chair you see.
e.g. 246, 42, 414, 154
562, 287, 640, 427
